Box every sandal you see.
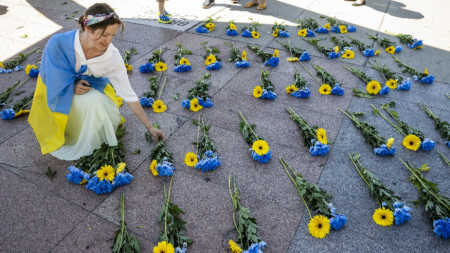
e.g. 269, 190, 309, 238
245, 1, 258, 8
256, 3, 266, 10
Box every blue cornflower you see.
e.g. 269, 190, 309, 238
139, 63, 155, 73
374, 144, 396, 156
196, 26, 209, 33
420, 75, 434, 84
299, 51, 311, 62
433, 217, 450, 239
347, 26, 357, 32
395, 46, 402, 54
408, 39, 423, 49
241, 29, 252, 37
206, 61, 222, 71
66, 166, 90, 184
195, 156, 221, 172
157, 160, 175, 176
260, 90, 277, 100
446, 141, 450, 148
86, 176, 114, 194
330, 214, 347, 230
244, 241, 267, 253
174, 64, 192, 72
252, 150, 272, 164
328, 52, 340, 59
197, 97, 213, 108
1, 108, 15, 120
226, 29, 239, 36
204, 150, 215, 158
397, 79, 411, 90
315, 27, 329, 34
28, 69, 39, 78
379, 86, 390, 95
394, 202, 411, 226
331, 25, 340, 33
112, 172, 134, 189
331, 84, 344, 96
181, 99, 190, 109
306, 29, 315, 37
309, 141, 330, 156
291, 88, 311, 98
420, 138, 435, 151
363, 49, 375, 57
264, 57, 279, 67
139, 97, 154, 107
278, 30, 290, 38
235, 60, 251, 68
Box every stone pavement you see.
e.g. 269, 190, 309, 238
0, 0, 449, 252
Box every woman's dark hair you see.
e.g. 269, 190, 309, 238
78, 3, 124, 34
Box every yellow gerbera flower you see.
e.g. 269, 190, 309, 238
318, 84, 332, 95
308, 215, 330, 239
189, 97, 203, 112
96, 164, 115, 182
241, 50, 247, 61
205, 22, 215, 31
297, 28, 307, 37
273, 49, 279, 58
285, 84, 298, 94
229, 23, 237, 30
116, 162, 126, 174
415, 46, 423, 50
25, 64, 38, 75
287, 57, 299, 62
152, 99, 167, 113
374, 49, 381, 56
272, 28, 279, 37
252, 85, 263, 98
184, 152, 198, 167
251, 31, 260, 39
316, 128, 327, 145
372, 208, 394, 227
386, 138, 394, 149
125, 63, 133, 72
366, 80, 381, 95
323, 23, 331, 30
150, 159, 158, 176
402, 134, 421, 151
0, 61, 4, 69
385, 46, 396, 55
179, 57, 191, 65
155, 61, 167, 72
339, 25, 348, 34
385, 79, 398, 89
229, 239, 242, 253
424, 68, 429, 76
205, 54, 217, 66
333, 46, 340, 53
341, 49, 355, 59
153, 241, 175, 253
252, 139, 270, 155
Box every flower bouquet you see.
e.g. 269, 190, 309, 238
0, 47, 39, 74
370, 61, 412, 91
139, 48, 167, 73
195, 17, 215, 33
330, 36, 356, 59
1, 94, 33, 120
148, 130, 176, 176
202, 42, 222, 71
181, 73, 214, 112
247, 44, 279, 67
343, 66, 389, 97
277, 40, 310, 62
25, 64, 39, 77
139, 74, 168, 113
272, 22, 290, 38
238, 111, 272, 163
369, 35, 402, 55
285, 71, 311, 98
241, 20, 260, 39
174, 43, 193, 73
326, 17, 357, 34
304, 38, 340, 59
226, 42, 250, 68
396, 34, 423, 50
252, 70, 277, 100
226, 21, 239, 36
296, 18, 318, 37
348, 36, 380, 57
393, 56, 434, 84
312, 64, 344, 96
123, 47, 137, 72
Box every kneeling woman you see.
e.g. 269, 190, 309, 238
28, 3, 164, 160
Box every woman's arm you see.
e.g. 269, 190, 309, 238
126, 101, 165, 140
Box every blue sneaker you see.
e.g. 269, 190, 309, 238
158, 13, 172, 24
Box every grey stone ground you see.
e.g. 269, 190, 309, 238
0, 0, 449, 252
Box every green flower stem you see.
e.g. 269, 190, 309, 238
238, 111, 259, 140
338, 108, 386, 145
370, 104, 405, 136
157, 72, 167, 100
399, 158, 450, 210
196, 115, 201, 155
163, 174, 175, 240
299, 62, 321, 85
227, 175, 241, 238
120, 192, 126, 234
348, 153, 372, 190
437, 150, 450, 166
279, 157, 313, 219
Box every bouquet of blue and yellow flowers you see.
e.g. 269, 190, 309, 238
330, 36, 356, 60
148, 130, 176, 177
304, 38, 340, 59
181, 73, 214, 112
287, 107, 329, 156
241, 20, 260, 39
400, 159, 449, 239
277, 40, 310, 62
238, 111, 272, 164
339, 109, 396, 156
349, 153, 412, 227
280, 158, 347, 239
272, 22, 290, 38
348, 36, 380, 57
344, 66, 390, 97
201, 42, 222, 71
296, 18, 318, 37
285, 71, 311, 99
393, 56, 434, 84
312, 64, 344, 96
1, 94, 33, 120
139, 48, 167, 73
228, 175, 267, 252
24, 64, 39, 77
195, 17, 215, 33
326, 17, 357, 34
0, 47, 39, 74
139, 74, 168, 113
370, 61, 412, 91
184, 116, 221, 172
226, 21, 239, 36
226, 42, 250, 68
252, 70, 277, 100
371, 102, 435, 152
396, 34, 423, 50
247, 44, 279, 67
369, 35, 402, 55
174, 43, 193, 73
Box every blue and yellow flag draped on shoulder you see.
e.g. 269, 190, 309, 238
28, 30, 122, 154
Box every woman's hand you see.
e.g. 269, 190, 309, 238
74, 80, 91, 95
148, 126, 165, 141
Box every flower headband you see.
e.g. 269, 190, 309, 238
83, 12, 117, 26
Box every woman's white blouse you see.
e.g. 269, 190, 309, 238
74, 30, 138, 102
